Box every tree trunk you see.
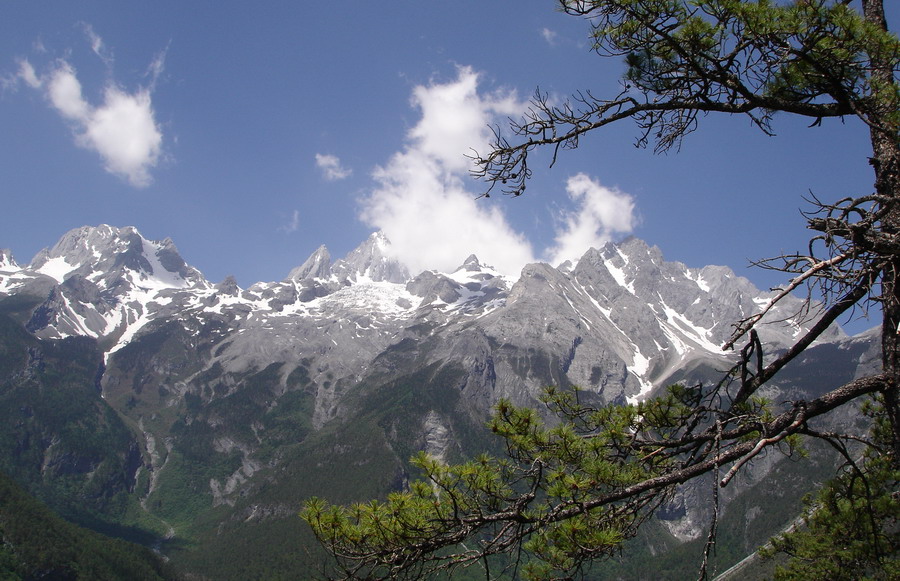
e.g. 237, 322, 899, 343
864, 0, 900, 463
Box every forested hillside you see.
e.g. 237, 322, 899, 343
0, 470, 175, 581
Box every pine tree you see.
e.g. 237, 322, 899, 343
304, 2, 899, 578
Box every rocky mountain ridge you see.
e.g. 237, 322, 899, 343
0, 224, 875, 579
1, 224, 846, 403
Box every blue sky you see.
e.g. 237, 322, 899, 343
1, 1, 894, 330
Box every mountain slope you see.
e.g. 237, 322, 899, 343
0, 225, 874, 579
0, 470, 176, 581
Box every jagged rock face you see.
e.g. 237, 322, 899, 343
1, 225, 852, 416
0, 248, 17, 270
0, 319, 145, 522
0, 224, 873, 570
332, 231, 410, 283
287, 245, 331, 281
6, 225, 211, 341
30, 225, 205, 287
655, 329, 881, 544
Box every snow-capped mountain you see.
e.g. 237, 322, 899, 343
1, 225, 210, 344
0, 224, 875, 578
0, 225, 844, 406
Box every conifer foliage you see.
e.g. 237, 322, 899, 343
761, 399, 900, 580
304, 2, 900, 579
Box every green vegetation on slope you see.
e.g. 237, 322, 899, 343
0, 314, 159, 544
0, 470, 176, 581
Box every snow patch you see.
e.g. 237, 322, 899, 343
35, 256, 78, 283
311, 280, 417, 318
0, 253, 17, 271
659, 300, 722, 354
138, 239, 190, 290
0, 272, 34, 294
753, 296, 772, 309
561, 291, 592, 330
605, 250, 635, 294
626, 353, 655, 405
692, 271, 710, 292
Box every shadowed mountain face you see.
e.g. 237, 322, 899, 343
0, 225, 875, 579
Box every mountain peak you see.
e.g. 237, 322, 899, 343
288, 245, 332, 281
456, 254, 483, 272
27, 225, 207, 290
332, 231, 410, 284
216, 275, 241, 296
0, 249, 17, 271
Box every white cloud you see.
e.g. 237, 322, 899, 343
145, 48, 168, 91
280, 209, 301, 233
80, 22, 113, 66
359, 66, 535, 276
541, 28, 558, 45
407, 66, 522, 173
315, 153, 352, 181
17, 60, 40, 89
82, 85, 163, 187
14, 31, 164, 188
545, 173, 637, 266
364, 149, 535, 276
359, 66, 639, 277
46, 62, 90, 120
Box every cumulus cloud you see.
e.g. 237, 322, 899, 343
545, 173, 638, 266
359, 66, 639, 277
13, 31, 164, 187
406, 67, 522, 173
46, 63, 91, 120
363, 148, 535, 276
359, 66, 535, 276
315, 153, 352, 181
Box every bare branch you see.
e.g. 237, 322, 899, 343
724, 250, 860, 350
